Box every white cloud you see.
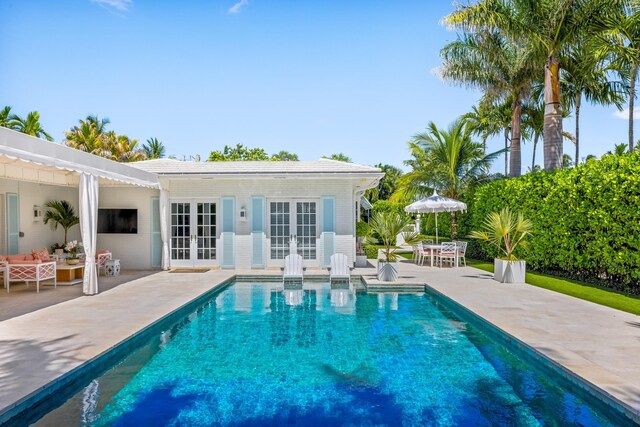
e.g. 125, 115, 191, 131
91, 0, 132, 12
613, 107, 640, 120
228, 0, 249, 14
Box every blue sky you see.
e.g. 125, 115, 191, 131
0, 0, 634, 173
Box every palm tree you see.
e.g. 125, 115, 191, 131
445, 0, 623, 171
10, 111, 53, 141
365, 164, 403, 203
108, 135, 147, 162
522, 100, 544, 171
43, 200, 79, 245
143, 137, 166, 159
599, 1, 640, 151
0, 106, 13, 128
462, 102, 503, 155
65, 115, 112, 155
562, 42, 626, 165
607, 143, 628, 155
440, 30, 537, 177
393, 120, 505, 238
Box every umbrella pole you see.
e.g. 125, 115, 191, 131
435, 213, 438, 244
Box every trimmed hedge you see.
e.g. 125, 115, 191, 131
470, 152, 640, 293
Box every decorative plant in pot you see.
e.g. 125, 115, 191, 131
355, 221, 371, 268
469, 207, 533, 283
368, 211, 421, 282
43, 200, 80, 255
64, 240, 83, 265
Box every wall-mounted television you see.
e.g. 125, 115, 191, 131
98, 209, 138, 234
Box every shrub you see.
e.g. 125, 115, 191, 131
363, 244, 381, 259
470, 151, 640, 293
356, 221, 370, 238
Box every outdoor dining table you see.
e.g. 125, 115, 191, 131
422, 243, 460, 268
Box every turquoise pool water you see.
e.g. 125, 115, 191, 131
36, 282, 623, 426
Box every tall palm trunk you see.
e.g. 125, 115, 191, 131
575, 92, 581, 166
504, 128, 509, 176
543, 56, 563, 170
451, 211, 458, 240
532, 133, 539, 171
629, 62, 638, 152
510, 98, 522, 177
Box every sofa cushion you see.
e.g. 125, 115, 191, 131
7, 254, 33, 262
8, 258, 42, 264
32, 248, 51, 262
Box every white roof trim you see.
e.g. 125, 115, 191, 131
0, 128, 160, 188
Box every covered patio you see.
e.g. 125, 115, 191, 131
0, 128, 161, 297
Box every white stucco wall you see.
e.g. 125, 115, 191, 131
166, 177, 358, 268
98, 187, 159, 270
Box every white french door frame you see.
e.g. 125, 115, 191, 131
267, 199, 319, 268
170, 198, 219, 268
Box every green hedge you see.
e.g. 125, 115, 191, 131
470, 152, 640, 293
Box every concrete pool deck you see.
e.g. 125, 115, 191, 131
0, 262, 639, 423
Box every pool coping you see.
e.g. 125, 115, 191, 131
424, 283, 639, 425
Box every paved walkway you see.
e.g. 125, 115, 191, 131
1, 261, 639, 423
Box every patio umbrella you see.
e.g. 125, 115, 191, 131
404, 191, 467, 244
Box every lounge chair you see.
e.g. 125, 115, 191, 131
329, 253, 351, 285
283, 254, 304, 284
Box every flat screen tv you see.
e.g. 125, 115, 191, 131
98, 208, 138, 234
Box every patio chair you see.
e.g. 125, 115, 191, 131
329, 253, 351, 285
6, 258, 56, 293
438, 242, 457, 268
283, 254, 304, 284
456, 241, 468, 267
96, 250, 112, 275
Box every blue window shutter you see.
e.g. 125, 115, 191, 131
150, 197, 162, 268
221, 197, 235, 268
6, 193, 19, 255
222, 197, 235, 233
251, 197, 264, 232
322, 196, 335, 233
251, 197, 265, 267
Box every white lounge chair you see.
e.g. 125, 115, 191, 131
329, 253, 351, 285
283, 254, 304, 284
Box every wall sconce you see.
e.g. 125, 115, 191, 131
239, 207, 247, 222
33, 205, 43, 222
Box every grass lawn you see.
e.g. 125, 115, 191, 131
467, 259, 640, 316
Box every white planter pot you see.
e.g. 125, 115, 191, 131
494, 259, 526, 283
355, 255, 368, 268
377, 262, 398, 282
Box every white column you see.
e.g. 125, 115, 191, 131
79, 173, 99, 295
160, 189, 170, 270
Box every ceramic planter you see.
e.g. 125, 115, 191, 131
494, 259, 526, 283
377, 261, 398, 282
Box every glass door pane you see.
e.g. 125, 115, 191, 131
270, 202, 290, 260
171, 202, 191, 260
296, 202, 316, 260
196, 202, 216, 260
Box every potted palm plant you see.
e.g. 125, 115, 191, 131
369, 211, 421, 282
469, 207, 533, 283
44, 200, 80, 249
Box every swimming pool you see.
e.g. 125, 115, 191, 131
34, 281, 625, 426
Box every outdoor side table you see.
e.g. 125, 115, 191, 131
105, 259, 121, 276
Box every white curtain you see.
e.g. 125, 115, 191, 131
80, 173, 99, 295
160, 189, 170, 270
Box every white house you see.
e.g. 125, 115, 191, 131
0, 128, 382, 288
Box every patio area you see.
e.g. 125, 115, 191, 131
0, 261, 639, 424
0, 270, 158, 322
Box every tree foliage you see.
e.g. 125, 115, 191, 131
470, 150, 640, 293
323, 153, 352, 162
143, 137, 166, 159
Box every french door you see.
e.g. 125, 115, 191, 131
170, 200, 217, 267
269, 201, 317, 264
